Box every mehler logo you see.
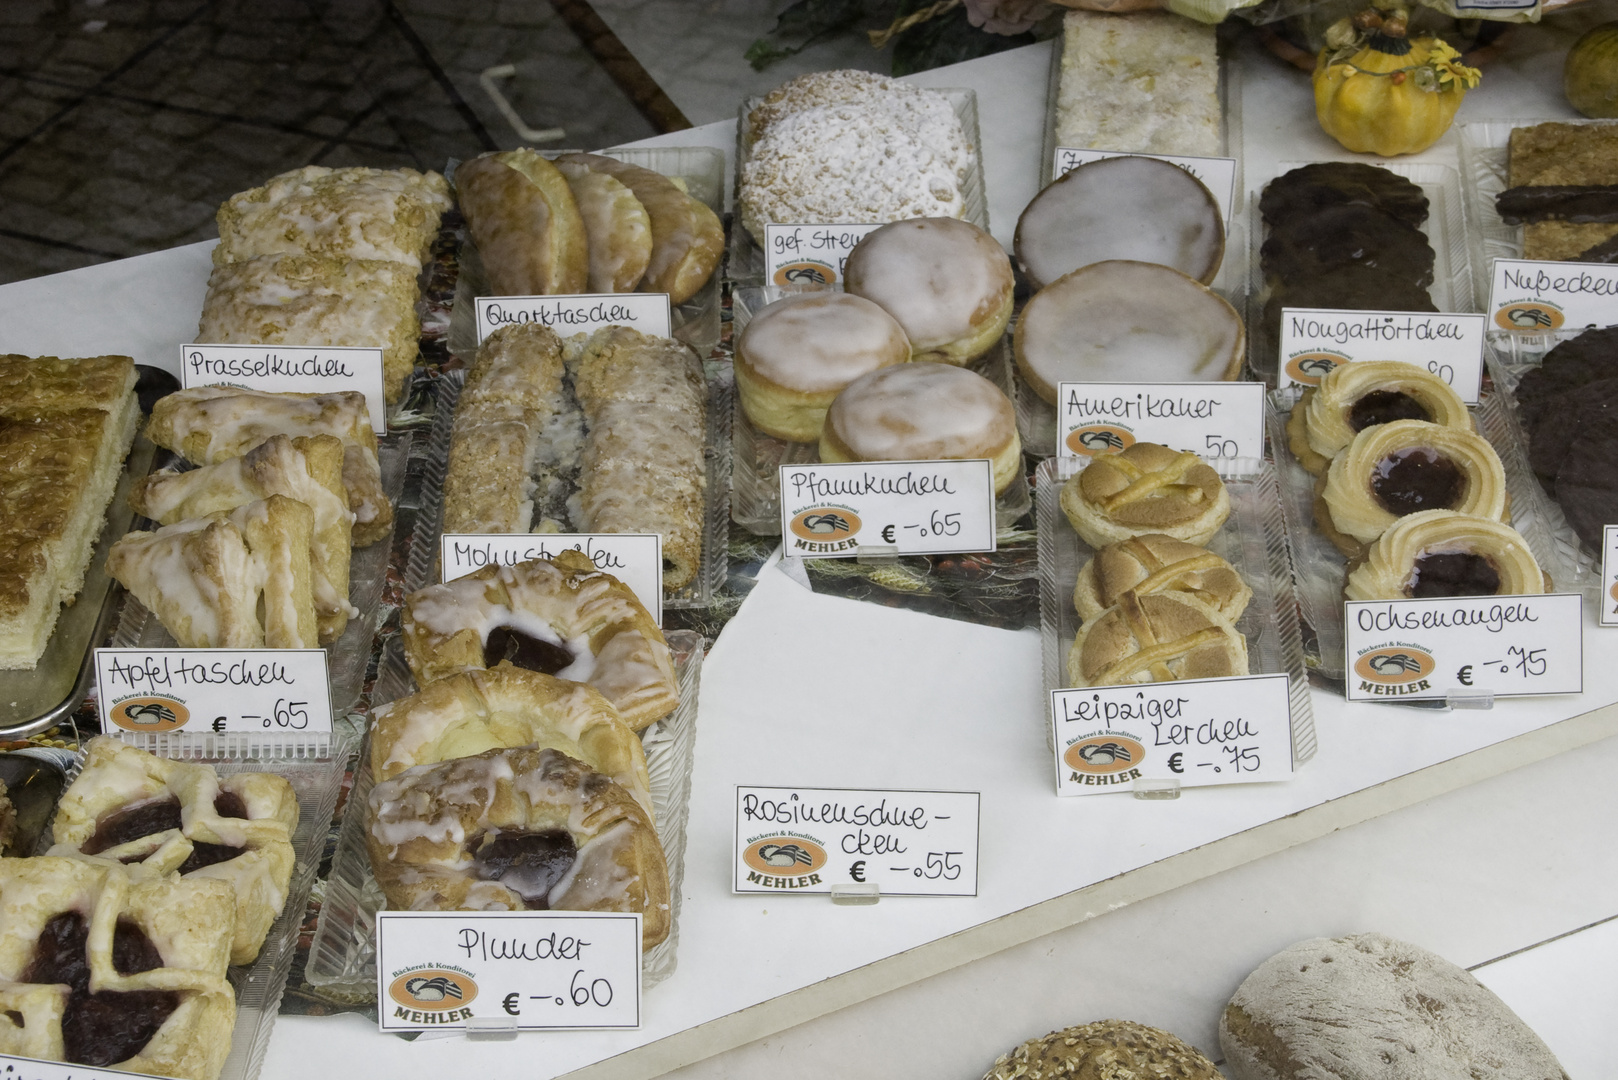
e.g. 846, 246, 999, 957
1284, 352, 1346, 385
1063, 735, 1147, 775
1353, 647, 1437, 684
772, 261, 835, 287
1494, 301, 1563, 331
743, 836, 828, 875
1064, 424, 1135, 457
388, 970, 478, 1012
789, 508, 861, 542
110, 697, 189, 732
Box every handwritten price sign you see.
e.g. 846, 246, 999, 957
94, 649, 333, 736
1275, 309, 1486, 402
763, 223, 881, 287
474, 294, 671, 343
777, 460, 997, 558
1056, 381, 1265, 468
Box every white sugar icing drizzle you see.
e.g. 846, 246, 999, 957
739, 292, 909, 392
845, 218, 1011, 350
828, 362, 1014, 461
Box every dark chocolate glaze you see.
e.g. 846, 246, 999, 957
471, 829, 579, 910
1409, 551, 1502, 598
483, 626, 575, 676
1555, 392, 1618, 550
1495, 185, 1618, 225
1370, 448, 1466, 516
1575, 232, 1618, 263
1349, 390, 1431, 431
1260, 162, 1430, 230
1261, 205, 1436, 288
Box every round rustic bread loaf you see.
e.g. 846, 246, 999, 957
982, 1018, 1219, 1080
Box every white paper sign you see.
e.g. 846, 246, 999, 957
733, 787, 979, 896
376, 911, 640, 1032
474, 294, 671, 344
762, 223, 881, 286
1601, 526, 1618, 629
1053, 148, 1238, 226
1275, 308, 1486, 403
0, 1053, 166, 1080
181, 344, 386, 432
778, 460, 997, 558
1051, 674, 1294, 796
1056, 381, 1266, 464
441, 533, 663, 622
94, 649, 333, 735
1489, 259, 1618, 333
1344, 594, 1584, 702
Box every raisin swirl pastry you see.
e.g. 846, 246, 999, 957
1074, 534, 1251, 625
1345, 511, 1548, 601
1286, 360, 1472, 477
1068, 592, 1248, 687
49, 739, 299, 967
366, 747, 670, 948
1319, 420, 1508, 557
0, 856, 236, 1079
1060, 443, 1231, 549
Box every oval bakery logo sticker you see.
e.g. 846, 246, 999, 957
1284, 352, 1347, 386
1494, 301, 1564, 331
1353, 648, 1437, 685
789, 508, 861, 542
772, 261, 835, 287
1063, 736, 1146, 775
1064, 424, 1134, 457
743, 836, 828, 875
388, 970, 478, 1012
110, 697, 189, 732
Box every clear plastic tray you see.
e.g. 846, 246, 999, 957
1247, 159, 1477, 386
446, 146, 726, 359
727, 88, 989, 288
304, 629, 704, 996
1265, 382, 1568, 683
406, 367, 731, 609
106, 433, 412, 724
729, 285, 1030, 535
1035, 456, 1317, 769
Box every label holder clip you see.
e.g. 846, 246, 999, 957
465, 1015, 520, 1041
1446, 688, 1496, 710
1133, 777, 1181, 801
830, 882, 881, 905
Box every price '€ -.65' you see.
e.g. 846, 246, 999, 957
777, 460, 997, 558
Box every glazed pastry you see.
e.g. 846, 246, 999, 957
1319, 420, 1507, 555
983, 1019, 1219, 1080
1074, 534, 1250, 624
366, 747, 670, 948
49, 739, 299, 967
130, 434, 356, 643
819, 362, 1021, 496
455, 149, 589, 296
401, 551, 679, 731
553, 159, 653, 293
146, 386, 391, 546
195, 252, 421, 404
1068, 591, 1248, 687
0, 856, 236, 1079
1292, 360, 1472, 475
842, 217, 1013, 366
1015, 157, 1224, 289
1014, 260, 1244, 403
554, 153, 724, 305
1060, 443, 1231, 548
735, 291, 910, 443
573, 327, 707, 591
107, 495, 319, 649
1345, 511, 1547, 601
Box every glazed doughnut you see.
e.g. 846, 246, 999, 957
735, 291, 910, 443
366, 747, 670, 948
843, 217, 1013, 366
1060, 443, 1230, 548
819, 362, 1022, 495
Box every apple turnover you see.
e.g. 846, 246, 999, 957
1060, 443, 1230, 548
1344, 510, 1547, 601
1068, 592, 1248, 687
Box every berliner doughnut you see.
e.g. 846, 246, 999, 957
819, 362, 1022, 495
369, 662, 653, 820
366, 747, 670, 948
400, 551, 679, 732
1060, 443, 1231, 548
735, 291, 910, 443
843, 217, 1013, 366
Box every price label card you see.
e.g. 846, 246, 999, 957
1051, 674, 1294, 796
1056, 381, 1265, 464
1053, 148, 1238, 226
0, 1054, 166, 1080
441, 533, 662, 622
1344, 594, 1584, 702
94, 649, 333, 735
376, 911, 640, 1032
474, 294, 671, 344
778, 460, 996, 558
1489, 259, 1618, 333
1275, 308, 1486, 403
182, 344, 386, 432
1603, 526, 1618, 629
763, 223, 881, 287
733, 786, 979, 896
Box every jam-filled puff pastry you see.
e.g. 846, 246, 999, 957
1344, 510, 1548, 601
1287, 360, 1472, 476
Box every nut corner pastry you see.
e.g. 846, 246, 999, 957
1068, 591, 1248, 687
1060, 442, 1231, 549
1344, 510, 1547, 601
1074, 534, 1251, 625
984, 1018, 1219, 1080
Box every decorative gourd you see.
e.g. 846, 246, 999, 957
1313, 7, 1481, 157
1565, 22, 1618, 119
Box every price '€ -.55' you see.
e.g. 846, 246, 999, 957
93, 648, 334, 736
777, 460, 997, 558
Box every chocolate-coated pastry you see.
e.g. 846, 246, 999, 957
1068, 591, 1248, 687
1259, 161, 1429, 231
1073, 534, 1250, 624
1060, 443, 1230, 548
1345, 511, 1547, 601
1553, 392, 1618, 550
1496, 184, 1618, 224
1259, 265, 1436, 374
1260, 204, 1435, 288
1514, 325, 1618, 428
1526, 377, 1618, 494
983, 1019, 1219, 1080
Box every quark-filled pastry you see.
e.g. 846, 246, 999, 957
401, 551, 679, 732
455, 148, 589, 297
1513, 325, 1618, 549
1014, 261, 1244, 403
1074, 534, 1250, 624
1221, 933, 1568, 1080
1015, 157, 1224, 290
1345, 510, 1547, 601
1286, 359, 1472, 476
0, 354, 138, 669
0, 856, 236, 1079
1069, 591, 1248, 687
1505, 121, 1618, 262
367, 746, 670, 947
819, 362, 1021, 495
48, 739, 299, 967
554, 158, 653, 294
842, 217, 1013, 366
147, 386, 391, 546
983, 1018, 1219, 1080
735, 291, 910, 443
1053, 10, 1221, 157
1060, 443, 1231, 548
